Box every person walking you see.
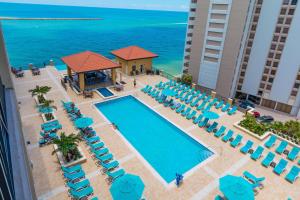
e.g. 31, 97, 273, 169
133, 78, 137, 88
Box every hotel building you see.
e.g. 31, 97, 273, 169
183, 0, 300, 116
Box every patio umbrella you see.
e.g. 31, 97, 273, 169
219, 175, 254, 200
110, 174, 145, 200
38, 106, 53, 114
74, 117, 94, 129
202, 111, 220, 120
162, 88, 176, 97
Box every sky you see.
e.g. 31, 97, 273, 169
0, 0, 190, 11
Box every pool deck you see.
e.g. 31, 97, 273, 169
12, 66, 300, 200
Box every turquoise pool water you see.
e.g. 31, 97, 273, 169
95, 95, 214, 183
55, 64, 67, 71
97, 88, 114, 97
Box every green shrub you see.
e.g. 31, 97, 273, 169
179, 74, 193, 86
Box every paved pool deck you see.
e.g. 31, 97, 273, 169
12, 66, 300, 200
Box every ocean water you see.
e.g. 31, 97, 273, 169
0, 3, 188, 75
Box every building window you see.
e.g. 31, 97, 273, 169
282, 27, 289, 34
294, 83, 300, 88
277, 44, 284, 51
291, 90, 298, 96
291, 0, 298, 5
266, 60, 272, 66
188, 25, 194, 29
268, 52, 274, 58
190, 8, 196, 12
253, 16, 259, 22
257, 90, 263, 96
285, 17, 292, 24
271, 44, 276, 50
268, 77, 274, 83
277, 17, 284, 24
251, 24, 257, 31
273, 62, 279, 68
187, 33, 193, 37
249, 33, 255, 39
275, 53, 281, 60
280, 36, 286, 43
280, 8, 287, 15
283, 0, 290, 5
288, 9, 295, 15
262, 76, 267, 81
255, 7, 261, 13
264, 68, 270, 74
191, 0, 197, 3
275, 27, 281, 33
260, 83, 265, 89
185, 48, 191, 52
266, 85, 272, 90
273, 35, 279, 42
271, 70, 276, 75
189, 17, 195, 20
257, 0, 263, 5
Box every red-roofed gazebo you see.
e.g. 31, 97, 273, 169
62, 51, 120, 92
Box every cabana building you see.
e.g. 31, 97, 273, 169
111, 46, 158, 76
62, 51, 120, 92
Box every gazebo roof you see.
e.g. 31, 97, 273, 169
111, 46, 158, 61
62, 51, 120, 73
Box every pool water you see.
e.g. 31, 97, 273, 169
95, 95, 214, 183
97, 88, 114, 97
55, 64, 67, 71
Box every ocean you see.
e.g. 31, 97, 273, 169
0, 2, 188, 75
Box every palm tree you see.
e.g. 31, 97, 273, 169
40, 99, 57, 111
39, 100, 57, 120
52, 132, 82, 162
28, 85, 51, 103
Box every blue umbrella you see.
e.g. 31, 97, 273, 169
219, 175, 254, 200
110, 174, 145, 200
74, 117, 93, 129
202, 111, 220, 120
38, 106, 53, 114
162, 88, 176, 97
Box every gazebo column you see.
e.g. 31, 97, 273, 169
67, 66, 72, 80
111, 68, 117, 84
79, 73, 85, 91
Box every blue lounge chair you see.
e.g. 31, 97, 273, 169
67, 179, 90, 191
243, 171, 265, 184
181, 107, 191, 117
288, 147, 300, 161
62, 165, 82, 174
209, 98, 218, 106
264, 135, 277, 148
261, 152, 275, 167
141, 85, 149, 92
214, 126, 226, 138
175, 91, 185, 99
102, 161, 119, 172
273, 159, 288, 175
185, 94, 196, 104
149, 89, 156, 96
93, 148, 109, 157
214, 195, 224, 200
228, 106, 238, 115
240, 140, 254, 154
197, 101, 207, 111
180, 92, 190, 102
186, 110, 197, 120
153, 91, 160, 99
198, 118, 209, 128
69, 186, 93, 199
176, 105, 186, 113
96, 153, 113, 163
275, 140, 288, 154
222, 130, 234, 142
64, 170, 85, 182
171, 102, 181, 110
215, 100, 224, 109
285, 166, 300, 183
251, 146, 264, 160
89, 142, 104, 151
207, 122, 218, 133
86, 136, 100, 144
193, 114, 203, 124
221, 103, 231, 112
191, 97, 201, 107
155, 81, 162, 88
107, 169, 125, 183
230, 134, 243, 147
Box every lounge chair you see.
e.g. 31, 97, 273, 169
64, 170, 85, 182
96, 153, 113, 163
153, 91, 160, 99
214, 195, 224, 200
264, 135, 277, 148
243, 171, 265, 184
67, 179, 90, 191
215, 100, 224, 109
69, 186, 93, 199
145, 86, 152, 93
198, 118, 209, 128
186, 110, 197, 120
261, 152, 275, 167
298, 159, 300, 165
141, 85, 149, 92
240, 140, 254, 154
175, 91, 185, 99
228, 106, 238, 115
288, 147, 300, 161
214, 126, 226, 138
197, 101, 207, 111
275, 140, 288, 154
230, 134, 243, 147
222, 130, 234, 142
86, 136, 100, 144
251, 146, 264, 160
158, 95, 167, 103
185, 94, 196, 104
155, 81, 163, 88
89, 142, 104, 151
209, 98, 218, 107
62, 165, 82, 174
207, 122, 218, 133
180, 92, 190, 102
107, 169, 125, 183
193, 114, 203, 124
285, 166, 300, 183
273, 159, 288, 175
93, 148, 109, 157
102, 161, 119, 172
181, 107, 191, 117
176, 105, 186, 113
191, 97, 201, 107
150, 89, 157, 97
221, 103, 231, 112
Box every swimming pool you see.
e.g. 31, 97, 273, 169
96, 88, 114, 98
95, 95, 214, 183
55, 64, 67, 71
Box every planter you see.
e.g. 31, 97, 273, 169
41, 112, 57, 123
53, 144, 87, 168
233, 121, 270, 140
34, 95, 47, 106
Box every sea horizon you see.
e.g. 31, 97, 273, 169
1, 2, 188, 75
